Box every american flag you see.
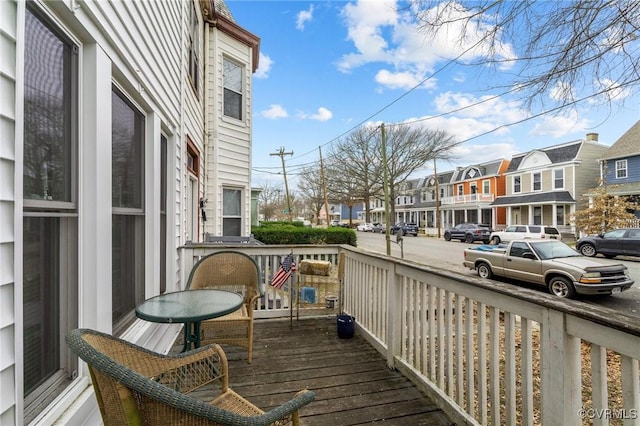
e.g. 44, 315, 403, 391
270, 254, 296, 288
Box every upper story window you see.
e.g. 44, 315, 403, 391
532, 172, 541, 191
188, 2, 200, 94
616, 160, 628, 179
483, 180, 490, 194
513, 176, 521, 193
112, 88, 144, 209
457, 184, 463, 196
223, 58, 243, 120
554, 169, 564, 189
24, 7, 77, 208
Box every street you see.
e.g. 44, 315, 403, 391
354, 230, 640, 318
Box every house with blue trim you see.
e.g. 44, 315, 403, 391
598, 120, 640, 219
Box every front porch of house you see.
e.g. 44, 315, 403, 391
160, 243, 640, 426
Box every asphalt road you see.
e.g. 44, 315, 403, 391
354, 230, 640, 318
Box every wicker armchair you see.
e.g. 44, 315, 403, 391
186, 251, 261, 363
66, 329, 315, 426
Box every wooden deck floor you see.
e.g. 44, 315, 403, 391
182, 316, 455, 425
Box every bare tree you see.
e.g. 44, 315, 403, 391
412, 1, 640, 110
384, 124, 459, 221
326, 126, 383, 223
297, 165, 325, 224
257, 182, 282, 222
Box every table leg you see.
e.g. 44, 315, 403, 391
182, 321, 202, 352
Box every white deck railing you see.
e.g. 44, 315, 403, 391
440, 193, 495, 205
179, 244, 640, 426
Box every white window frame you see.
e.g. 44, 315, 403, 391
22, 4, 79, 421
553, 169, 564, 189
223, 187, 243, 236
223, 57, 244, 121
532, 172, 542, 191
111, 85, 146, 332
616, 160, 628, 179
482, 179, 490, 194
513, 175, 521, 193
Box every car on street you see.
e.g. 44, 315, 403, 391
444, 223, 492, 243
489, 224, 560, 244
390, 222, 419, 236
576, 228, 640, 258
356, 222, 374, 232
463, 239, 634, 298
371, 223, 387, 233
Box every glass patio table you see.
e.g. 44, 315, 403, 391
135, 289, 243, 352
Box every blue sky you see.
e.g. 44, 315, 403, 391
226, 1, 640, 190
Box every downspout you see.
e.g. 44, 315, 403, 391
180, 1, 186, 243
203, 17, 210, 238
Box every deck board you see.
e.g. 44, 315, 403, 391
177, 316, 454, 425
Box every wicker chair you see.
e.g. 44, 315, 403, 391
66, 329, 315, 426
186, 251, 261, 363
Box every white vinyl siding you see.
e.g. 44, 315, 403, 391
0, 1, 19, 424
3, 0, 209, 422
206, 29, 254, 236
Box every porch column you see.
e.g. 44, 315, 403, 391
507, 206, 512, 226
528, 206, 534, 224
552, 204, 557, 226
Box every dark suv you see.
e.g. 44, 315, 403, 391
576, 228, 640, 258
444, 223, 492, 243
390, 222, 419, 236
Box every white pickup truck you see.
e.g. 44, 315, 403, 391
463, 239, 634, 298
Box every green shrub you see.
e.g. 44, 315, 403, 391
251, 224, 356, 246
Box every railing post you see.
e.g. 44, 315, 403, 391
541, 308, 581, 425
386, 262, 402, 369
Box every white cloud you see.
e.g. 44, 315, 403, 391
595, 78, 632, 102
254, 53, 273, 79
450, 142, 519, 166
375, 69, 436, 90
296, 5, 314, 30
433, 92, 528, 124
337, 0, 517, 90
261, 104, 288, 119
298, 107, 333, 122
529, 111, 591, 138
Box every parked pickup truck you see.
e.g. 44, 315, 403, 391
463, 240, 634, 298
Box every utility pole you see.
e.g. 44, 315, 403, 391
434, 159, 441, 238
271, 147, 294, 222
319, 147, 331, 227
381, 124, 392, 256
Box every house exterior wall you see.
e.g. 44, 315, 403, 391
204, 23, 257, 237
0, 0, 244, 423
575, 142, 608, 210
603, 155, 640, 184
1, 1, 20, 424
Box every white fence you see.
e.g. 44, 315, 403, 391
180, 244, 640, 425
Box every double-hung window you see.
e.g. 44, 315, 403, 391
616, 160, 628, 179
532, 172, 541, 191
223, 188, 242, 236
513, 176, 521, 193
23, 4, 78, 422
188, 1, 200, 94
554, 169, 564, 189
223, 58, 243, 120
112, 87, 145, 330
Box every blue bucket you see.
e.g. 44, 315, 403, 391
337, 314, 355, 339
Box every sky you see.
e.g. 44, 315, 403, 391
226, 0, 640, 191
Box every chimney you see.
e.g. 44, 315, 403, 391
586, 132, 599, 141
